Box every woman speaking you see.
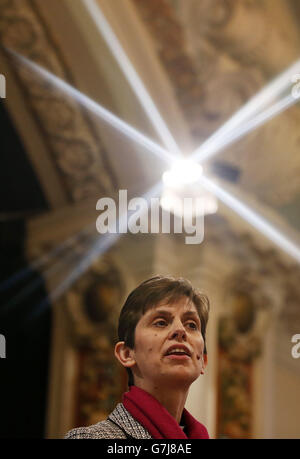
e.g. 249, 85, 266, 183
65, 275, 210, 439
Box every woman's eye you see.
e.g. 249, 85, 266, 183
154, 320, 167, 327
187, 322, 198, 330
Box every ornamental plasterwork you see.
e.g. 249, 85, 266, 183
62, 256, 125, 346
132, 0, 266, 140
168, 0, 300, 70
0, 0, 117, 204
132, 0, 300, 216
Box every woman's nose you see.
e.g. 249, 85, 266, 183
168, 322, 187, 340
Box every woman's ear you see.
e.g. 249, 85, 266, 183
114, 341, 136, 369
200, 353, 208, 374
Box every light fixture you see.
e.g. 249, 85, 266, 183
162, 159, 203, 188
161, 159, 218, 218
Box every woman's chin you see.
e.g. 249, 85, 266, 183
160, 368, 198, 386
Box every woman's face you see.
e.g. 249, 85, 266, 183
130, 296, 207, 390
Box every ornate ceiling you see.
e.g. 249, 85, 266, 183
1, 0, 300, 272
133, 0, 300, 230
2, 2, 300, 435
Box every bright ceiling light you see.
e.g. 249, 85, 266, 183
160, 186, 218, 218
162, 159, 203, 188
161, 160, 217, 218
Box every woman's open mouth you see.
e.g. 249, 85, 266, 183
164, 345, 192, 360
165, 354, 191, 360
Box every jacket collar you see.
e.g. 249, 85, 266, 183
108, 403, 152, 439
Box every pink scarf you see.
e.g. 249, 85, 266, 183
122, 386, 209, 439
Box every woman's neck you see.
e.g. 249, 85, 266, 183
135, 381, 189, 424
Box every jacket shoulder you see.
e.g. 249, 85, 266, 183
65, 403, 152, 439
65, 419, 127, 439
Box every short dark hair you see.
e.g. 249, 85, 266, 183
117, 275, 210, 386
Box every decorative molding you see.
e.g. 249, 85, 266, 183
132, 0, 300, 217
0, 0, 117, 204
